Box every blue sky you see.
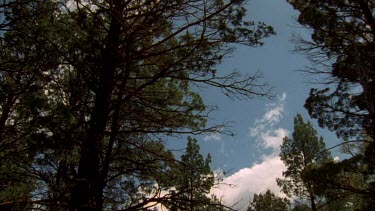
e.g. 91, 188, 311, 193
168, 0, 342, 209
199, 0, 312, 169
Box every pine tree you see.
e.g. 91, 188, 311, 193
166, 137, 221, 211
277, 114, 332, 211
0, 0, 274, 209
247, 190, 290, 211
287, 0, 375, 207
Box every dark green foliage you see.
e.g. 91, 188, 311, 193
291, 203, 310, 211
302, 144, 375, 210
0, 162, 35, 210
0, 0, 274, 209
176, 137, 214, 202
165, 137, 226, 211
277, 114, 332, 210
287, 0, 375, 208
288, 0, 375, 139
247, 190, 290, 211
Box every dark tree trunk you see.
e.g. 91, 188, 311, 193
71, 3, 122, 209
309, 190, 317, 211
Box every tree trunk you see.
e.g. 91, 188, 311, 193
71, 4, 122, 209
309, 190, 317, 211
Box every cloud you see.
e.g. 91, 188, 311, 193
203, 133, 222, 142
259, 128, 288, 152
212, 155, 287, 210
249, 93, 287, 137
264, 93, 287, 123
211, 93, 289, 210
249, 93, 288, 151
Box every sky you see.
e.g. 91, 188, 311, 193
167, 0, 343, 210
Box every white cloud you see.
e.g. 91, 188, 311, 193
212, 135, 288, 210
249, 93, 288, 150
259, 128, 288, 152
204, 133, 222, 142
211, 93, 289, 210
249, 93, 287, 137
212, 155, 287, 210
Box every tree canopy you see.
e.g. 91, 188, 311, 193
247, 190, 290, 211
289, 0, 375, 139
287, 0, 375, 209
277, 114, 331, 211
165, 137, 226, 211
0, 0, 274, 210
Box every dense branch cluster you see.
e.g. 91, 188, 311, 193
287, 0, 375, 209
0, 0, 274, 210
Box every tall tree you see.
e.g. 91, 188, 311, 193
247, 190, 290, 211
302, 141, 374, 210
0, 0, 61, 208
288, 0, 375, 139
165, 137, 225, 211
277, 114, 332, 211
0, 0, 274, 209
287, 0, 375, 206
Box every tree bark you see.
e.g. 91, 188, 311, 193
71, 2, 122, 209
309, 190, 317, 211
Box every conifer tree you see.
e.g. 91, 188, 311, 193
247, 190, 290, 211
277, 114, 331, 211
287, 0, 375, 207
0, 0, 274, 209
166, 137, 225, 211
